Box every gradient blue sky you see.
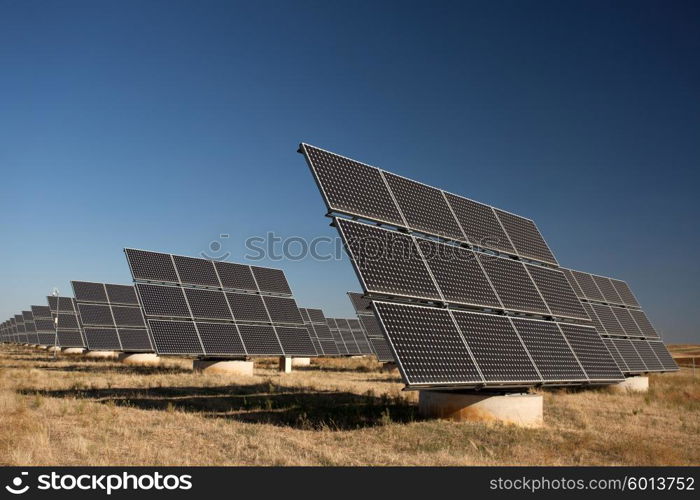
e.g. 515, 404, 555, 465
1, 0, 698, 342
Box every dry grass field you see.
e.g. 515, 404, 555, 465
1, 344, 698, 466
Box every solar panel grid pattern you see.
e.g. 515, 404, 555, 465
452, 312, 540, 383
251, 267, 293, 295
373, 302, 482, 386
148, 320, 203, 354
195, 322, 246, 356
632, 340, 664, 371
137, 284, 191, 318
611, 339, 648, 372
525, 264, 588, 320
73, 281, 108, 302
647, 342, 678, 371
215, 261, 258, 291
561, 268, 585, 298
611, 307, 643, 337
383, 172, 465, 242
277, 326, 317, 356
237, 325, 282, 355
125, 249, 179, 283
184, 288, 233, 320
111, 306, 146, 327
591, 275, 624, 305
173, 255, 220, 287
570, 270, 605, 301
609, 279, 641, 308
417, 239, 501, 308
493, 209, 557, 265
602, 338, 629, 372
443, 193, 516, 254
628, 309, 660, 339
84, 328, 121, 350
477, 254, 549, 315
510, 318, 587, 381
118, 329, 153, 351
262, 296, 304, 324
581, 303, 607, 336
78, 304, 114, 326
590, 304, 625, 336
105, 284, 139, 305
225, 293, 270, 323
302, 144, 405, 226
557, 324, 623, 380
336, 218, 441, 301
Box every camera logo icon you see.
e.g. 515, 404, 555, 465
5, 472, 29, 494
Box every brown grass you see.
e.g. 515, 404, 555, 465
0, 344, 698, 466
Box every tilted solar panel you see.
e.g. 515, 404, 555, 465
493, 209, 558, 265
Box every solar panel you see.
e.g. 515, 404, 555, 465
78, 304, 114, 326
31, 305, 51, 319
111, 306, 146, 327
237, 325, 283, 355
569, 270, 605, 302
443, 193, 516, 254
590, 304, 625, 336
591, 275, 624, 305
525, 264, 588, 320
73, 281, 109, 303
493, 209, 558, 265
372, 301, 482, 387
276, 326, 317, 356
477, 254, 549, 315
184, 288, 234, 320
609, 278, 640, 308
611, 307, 643, 337
84, 328, 122, 351
561, 268, 585, 298
147, 320, 203, 355
416, 239, 501, 309
307, 308, 327, 324
105, 284, 139, 305
628, 309, 660, 339
136, 284, 191, 318
251, 266, 293, 295
557, 324, 623, 381
632, 340, 664, 372
262, 296, 304, 325
383, 172, 466, 242
510, 318, 587, 382
300, 143, 405, 227
347, 293, 372, 314
173, 255, 220, 287
581, 303, 606, 336
118, 329, 153, 351
602, 338, 629, 372
647, 341, 678, 371
451, 311, 540, 383
48, 296, 77, 313
57, 331, 84, 347
226, 293, 270, 323
215, 261, 257, 291
336, 218, 442, 301
125, 249, 179, 283
195, 322, 246, 356
611, 338, 647, 373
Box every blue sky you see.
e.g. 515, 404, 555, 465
1, 0, 698, 342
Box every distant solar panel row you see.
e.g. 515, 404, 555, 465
301, 143, 558, 265
336, 218, 587, 321
72, 281, 153, 352
300, 308, 337, 356
125, 249, 316, 358
372, 301, 623, 388
46, 296, 85, 348
347, 292, 394, 362
326, 318, 374, 356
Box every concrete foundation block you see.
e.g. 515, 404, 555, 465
47, 346, 61, 353
37, 345, 48, 350
118, 352, 160, 366
279, 356, 293, 373
610, 375, 649, 393
419, 391, 543, 428
292, 357, 311, 367
193, 359, 254, 376
84, 350, 119, 359
62, 348, 86, 355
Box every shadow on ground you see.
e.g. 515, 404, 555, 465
21, 383, 418, 430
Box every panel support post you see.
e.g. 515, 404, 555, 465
279, 356, 293, 373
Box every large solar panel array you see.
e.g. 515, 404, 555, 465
46, 296, 85, 348
326, 317, 374, 356
72, 281, 154, 352
562, 268, 677, 374
31, 305, 57, 345
348, 292, 395, 362
299, 308, 338, 356
124, 249, 316, 358
300, 143, 683, 389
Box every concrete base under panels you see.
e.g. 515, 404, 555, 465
193, 359, 254, 376
610, 375, 649, 393
84, 350, 119, 359
37, 345, 48, 350
279, 356, 293, 373
291, 357, 311, 367
118, 352, 160, 366
418, 391, 544, 428
62, 348, 86, 355
47, 346, 61, 353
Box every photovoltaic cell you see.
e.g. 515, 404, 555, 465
78, 304, 114, 326
125, 249, 179, 283
276, 326, 317, 356
602, 338, 629, 372
105, 284, 139, 305
510, 318, 586, 382
118, 329, 152, 351
561, 268, 585, 298
251, 266, 292, 295
557, 324, 623, 381
373, 302, 482, 387
591, 275, 624, 305
48, 296, 76, 312
226, 293, 270, 323
451, 312, 540, 383
416, 239, 501, 308
369, 337, 394, 362
173, 255, 220, 287
84, 328, 122, 351
443, 193, 515, 254
73, 281, 108, 303
628, 309, 659, 339
147, 320, 203, 355
581, 303, 606, 336
347, 293, 372, 314
477, 254, 548, 315
383, 172, 465, 241
609, 278, 640, 308
55, 313, 79, 329
214, 261, 257, 291
590, 304, 625, 336
57, 331, 85, 347
611, 338, 647, 373
301, 143, 405, 226
525, 264, 588, 320
184, 288, 233, 320
570, 270, 604, 302
136, 284, 191, 318
262, 296, 304, 324
647, 342, 678, 371
336, 218, 441, 301
237, 325, 282, 355
307, 308, 327, 324
111, 306, 146, 327
632, 340, 664, 371
611, 307, 643, 337
196, 322, 245, 356
493, 209, 557, 265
